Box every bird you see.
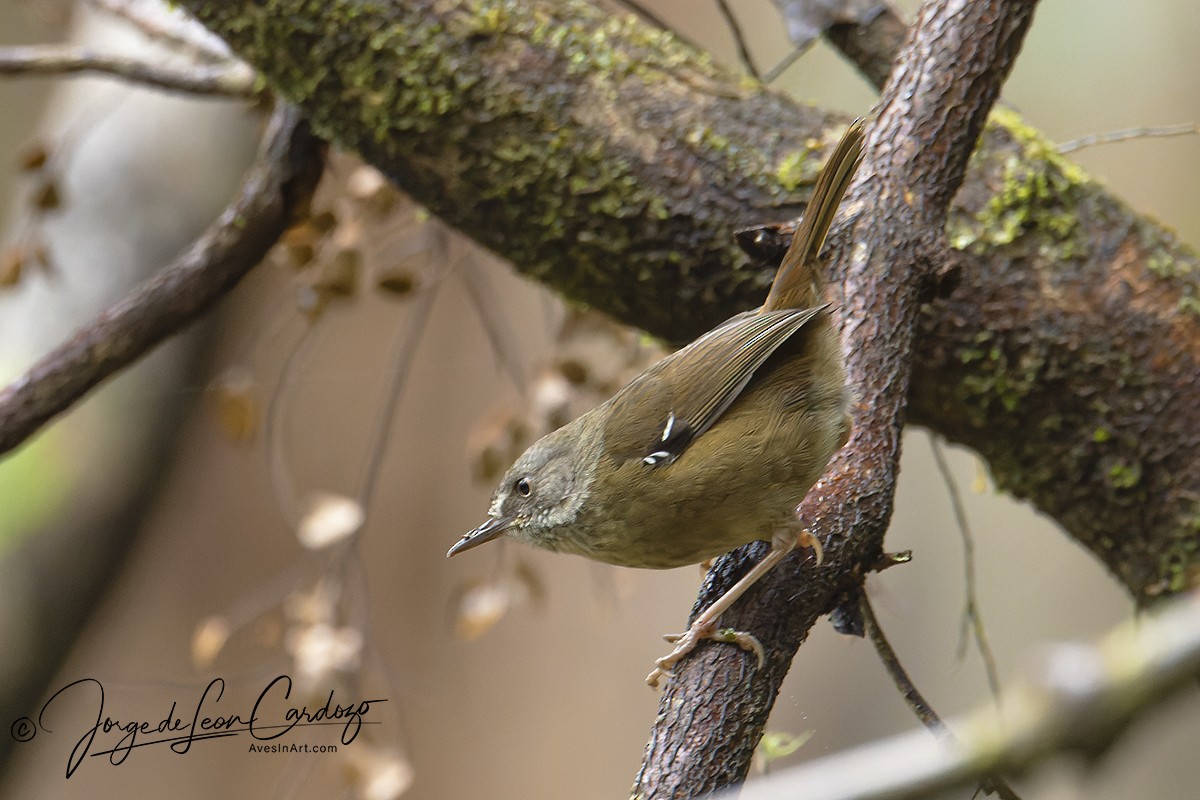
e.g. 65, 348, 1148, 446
449, 119, 865, 687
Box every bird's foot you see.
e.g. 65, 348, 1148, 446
645, 621, 764, 688
799, 528, 823, 566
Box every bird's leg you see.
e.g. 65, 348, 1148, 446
646, 528, 821, 688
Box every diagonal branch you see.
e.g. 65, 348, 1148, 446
0, 104, 324, 457
635, 1, 1040, 793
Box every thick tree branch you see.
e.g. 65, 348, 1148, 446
179, 0, 845, 342
0, 104, 324, 457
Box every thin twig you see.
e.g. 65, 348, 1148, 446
714, 0, 760, 79
860, 594, 1022, 800
0, 44, 260, 97
266, 319, 322, 529
0, 104, 324, 457
609, 0, 674, 34
762, 47, 804, 84
459, 254, 529, 394
1057, 123, 1200, 154
608, 0, 704, 52
860, 594, 951, 739
930, 435, 1002, 700
354, 265, 446, 513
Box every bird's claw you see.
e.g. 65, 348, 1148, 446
646, 621, 765, 688
799, 528, 824, 566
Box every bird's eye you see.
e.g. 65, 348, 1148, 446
515, 477, 532, 497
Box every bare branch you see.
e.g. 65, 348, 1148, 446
1058, 122, 1200, 154
737, 591, 1200, 800
0, 44, 260, 97
0, 104, 324, 457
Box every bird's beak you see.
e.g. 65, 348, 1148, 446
446, 515, 513, 557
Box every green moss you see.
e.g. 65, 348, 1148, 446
1146, 246, 1182, 279
954, 331, 1045, 424
774, 149, 811, 193
1092, 427, 1111, 443
1156, 521, 1200, 595
1134, 223, 1200, 316
1106, 461, 1142, 489
949, 107, 1089, 258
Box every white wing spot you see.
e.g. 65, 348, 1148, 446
643, 450, 671, 466
660, 412, 676, 442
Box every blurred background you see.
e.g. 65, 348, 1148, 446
0, 1, 1197, 798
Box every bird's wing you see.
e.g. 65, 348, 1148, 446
602, 305, 828, 467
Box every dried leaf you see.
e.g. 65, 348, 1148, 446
280, 224, 319, 268
315, 248, 360, 297
295, 284, 329, 320
453, 579, 512, 640
17, 142, 49, 172
285, 621, 364, 686
345, 745, 415, 800
192, 616, 231, 668
0, 247, 24, 287
308, 209, 338, 233
32, 180, 61, 212
346, 164, 400, 216
296, 491, 365, 549
210, 366, 259, 441
375, 267, 417, 297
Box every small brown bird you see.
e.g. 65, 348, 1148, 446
449, 120, 864, 687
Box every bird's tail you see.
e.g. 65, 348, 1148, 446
761, 118, 865, 312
